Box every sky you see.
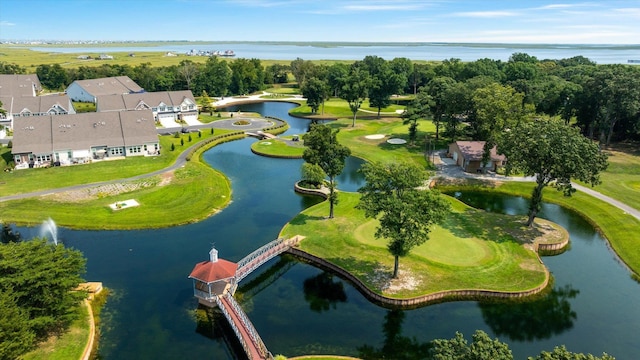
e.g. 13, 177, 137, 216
0, 0, 639, 44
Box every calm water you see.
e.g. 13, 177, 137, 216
17, 102, 640, 359
29, 42, 640, 64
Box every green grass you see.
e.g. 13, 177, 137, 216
281, 192, 550, 298
264, 83, 301, 95
584, 146, 640, 210
250, 137, 304, 158
290, 98, 405, 118
72, 101, 96, 113
329, 117, 434, 167
20, 301, 90, 360
437, 181, 640, 277
0, 129, 234, 196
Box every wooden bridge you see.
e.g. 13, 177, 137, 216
189, 236, 304, 360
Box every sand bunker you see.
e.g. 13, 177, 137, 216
365, 134, 385, 140
109, 199, 140, 211
387, 138, 407, 144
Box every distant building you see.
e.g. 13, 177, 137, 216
11, 110, 159, 169
96, 90, 198, 123
99, 53, 113, 60
448, 141, 506, 173
66, 76, 143, 103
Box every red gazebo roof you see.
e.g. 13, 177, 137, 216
188, 259, 238, 283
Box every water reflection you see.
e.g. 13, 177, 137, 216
479, 285, 579, 341
303, 272, 347, 312
358, 310, 430, 360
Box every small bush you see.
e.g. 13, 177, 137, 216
180, 138, 184, 146
170, 143, 175, 151
173, 132, 180, 138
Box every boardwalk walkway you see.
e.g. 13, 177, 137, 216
216, 294, 269, 360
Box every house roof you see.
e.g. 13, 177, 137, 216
69, 76, 143, 97
0, 74, 42, 97
188, 259, 238, 284
11, 110, 157, 155
8, 94, 72, 114
454, 141, 506, 162
96, 90, 196, 112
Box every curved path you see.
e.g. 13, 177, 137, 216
432, 150, 640, 221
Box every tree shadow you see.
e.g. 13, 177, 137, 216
479, 284, 579, 341
288, 213, 327, 226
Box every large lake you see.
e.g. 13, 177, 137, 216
28, 42, 640, 64
16, 102, 640, 359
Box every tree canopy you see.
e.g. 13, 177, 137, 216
358, 162, 450, 278
0, 239, 87, 359
498, 120, 608, 226
302, 124, 351, 218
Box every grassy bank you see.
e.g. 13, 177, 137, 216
20, 301, 90, 360
290, 98, 405, 119
0, 132, 243, 229
250, 137, 304, 158
436, 180, 640, 277
281, 192, 554, 298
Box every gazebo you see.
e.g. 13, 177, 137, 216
188, 247, 238, 306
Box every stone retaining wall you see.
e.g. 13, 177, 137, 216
287, 247, 550, 308
293, 181, 328, 199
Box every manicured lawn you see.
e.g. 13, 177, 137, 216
280, 192, 550, 298
437, 181, 640, 277
585, 147, 640, 211
72, 101, 96, 113
21, 301, 90, 360
0, 129, 234, 196
250, 137, 304, 158
330, 117, 435, 167
290, 98, 405, 118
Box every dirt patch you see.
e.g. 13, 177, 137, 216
158, 171, 174, 186
366, 266, 421, 294
44, 179, 158, 202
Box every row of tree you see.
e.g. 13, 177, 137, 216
292, 54, 640, 144
0, 225, 87, 360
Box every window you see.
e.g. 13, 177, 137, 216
110, 148, 123, 156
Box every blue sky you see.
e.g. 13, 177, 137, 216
1, 0, 638, 44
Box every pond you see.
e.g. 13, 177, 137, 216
16, 102, 640, 359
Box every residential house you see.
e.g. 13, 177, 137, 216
11, 110, 158, 169
65, 76, 143, 103
95, 90, 198, 123
448, 141, 506, 173
0, 74, 46, 129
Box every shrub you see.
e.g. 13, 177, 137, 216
170, 143, 175, 151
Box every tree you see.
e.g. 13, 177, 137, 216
529, 345, 615, 360
0, 291, 35, 360
499, 120, 608, 226
426, 76, 457, 141
193, 57, 232, 97
429, 330, 513, 360
472, 83, 526, 171
178, 59, 199, 89
290, 57, 315, 88
360, 56, 404, 117
0, 239, 86, 338
198, 90, 212, 114
402, 88, 432, 145
301, 77, 329, 114
340, 67, 369, 127
300, 162, 326, 188
357, 163, 450, 278
36, 64, 68, 90
302, 124, 351, 219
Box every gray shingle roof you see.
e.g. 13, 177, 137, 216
0, 74, 42, 97
12, 110, 157, 155
96, 90, 196, 112
69, 76, 143, 97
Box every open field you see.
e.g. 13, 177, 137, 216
281, 192, 551, 298
250, 137, 304, 158
290, 97, 406, 119
587, 144, 640, 211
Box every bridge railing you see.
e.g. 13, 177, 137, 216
224, 293, 271, 359
236, 237, 301, 282
213, 295, 256, 359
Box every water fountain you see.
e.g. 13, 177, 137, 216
40, 217, 58, 245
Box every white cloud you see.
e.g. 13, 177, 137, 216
452, 11, 519, 18
0, 21, 16, 27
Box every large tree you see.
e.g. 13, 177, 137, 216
402, 88, 432, 145
426, 76, 457, 141
0, 239, 86, 359
499, 120, 608, 226
301, 77, 329, 114
358, 163, 450, 278
360, 56, 404, 118
340, 67, 370, 127
303, 124, 351, 219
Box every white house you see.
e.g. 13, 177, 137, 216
65, 76, 143, 103
11, 110, 159, 169
95, 90, 198, 123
